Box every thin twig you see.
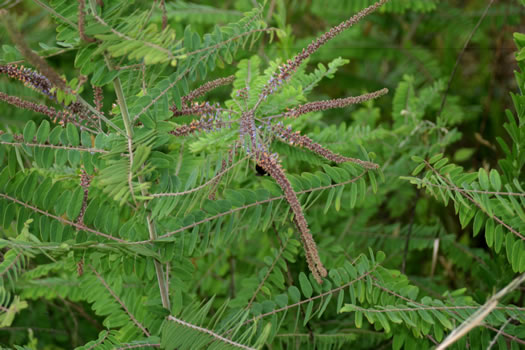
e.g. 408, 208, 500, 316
151, 156, 249, 198
233, 260, 380, 331
439, 0, 497, 115
416, 179, 525, 197
89, 265, 151, 337
0, 193, 126, 243
32, 0, 76, 27
424, 160, 524, 241
486, 317, 513, 350
167, 315, 255, 350
247, 233, 291, 308
0, 141, 108, 153
78, 0, 96, 42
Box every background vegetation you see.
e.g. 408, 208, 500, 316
0, 0, 524, 348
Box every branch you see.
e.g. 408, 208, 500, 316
0, 193, 126, 243
439, 0, 497, 115
233, 258, 380, 331
78, 0, 96, 43
417, 178, 525, 197
87, 0, 170, 310
247, 233, 291, 308
151, 156, 249, 198
167, 315, 255, 350
0, 141, 105, 153
130, 171, 368, 245
424, 160, 525, 241
89, 265, 151, 337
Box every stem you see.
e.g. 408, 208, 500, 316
102, 54, 137, 205
87, 0, 170, 310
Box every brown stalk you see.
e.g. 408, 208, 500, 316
78, 0, 96, 43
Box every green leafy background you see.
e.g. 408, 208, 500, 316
0, 0, 524, 349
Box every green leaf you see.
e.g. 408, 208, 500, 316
412, 162, 426, 176
337, 290, 345, 311
473, 210, 485, 237
433, 157, 448, 170
453, 148, 475, 162
23, 121, 37, 143
36, 120, 51, 143
67, 187, 84, 221
54, 191, 72, 216
478, 169, 490, 191
48, 126, 62, 145
323, 188, 336, 214
349, 182, 358, 208
489, 169, 502, 192
368, 171, 378, 193
66, 123, 79, 146
417, 309, 435, 325
485, 219, 494, 248
334, 185, 344, 211
303, 300, 314, 326
288, 286, 301, 303
355, 310, 363, 328
494, 225, 504, 254
428, 153, 443, 164
299, 272, 313, 298
512, 240, 522, 272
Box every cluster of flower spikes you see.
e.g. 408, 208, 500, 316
166, 0, 391, 282
170, 75, 235, 117
235, 86, 249, 100
248, 0, 390, 281
0, 64, 94, 128
0, 64, 55, 98
169, 110, 226, 137
170, 100, 222, 118
0, 91, 70, 124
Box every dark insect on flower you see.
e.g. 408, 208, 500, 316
255, 164, 269, 176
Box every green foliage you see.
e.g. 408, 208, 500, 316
0, 0, 525, 349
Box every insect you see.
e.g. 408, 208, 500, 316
255, 164, 269, 176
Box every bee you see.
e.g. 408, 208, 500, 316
255, 164, 269, 176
